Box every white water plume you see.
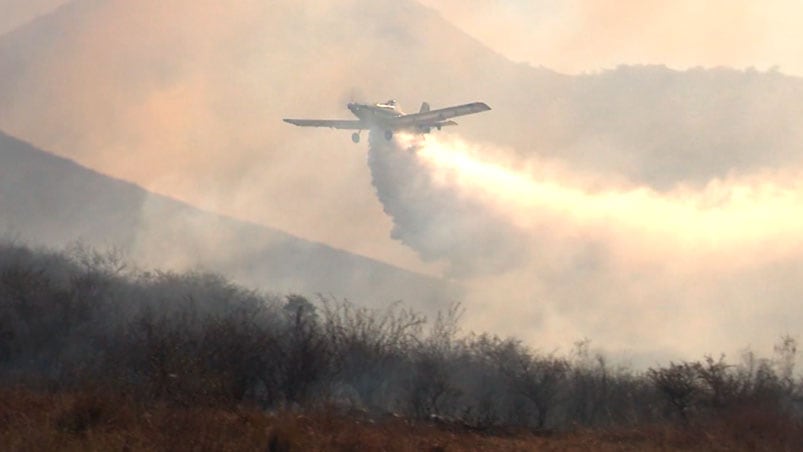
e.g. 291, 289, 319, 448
368, 131, 803, 362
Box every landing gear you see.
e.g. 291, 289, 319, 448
384, 130, 393, 141
351, 132, 360, 143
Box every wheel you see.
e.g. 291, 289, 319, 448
351, 132, 360, 143
384, 130, 393, 141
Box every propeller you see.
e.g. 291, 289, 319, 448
339, 86, 367, 107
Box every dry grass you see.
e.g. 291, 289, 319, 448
0, 387, 800, 451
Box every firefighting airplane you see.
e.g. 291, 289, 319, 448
283, 99, 491, 143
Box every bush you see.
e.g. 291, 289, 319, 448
0, 241, 800, 434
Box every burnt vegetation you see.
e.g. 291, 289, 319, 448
0, 240, 801, 449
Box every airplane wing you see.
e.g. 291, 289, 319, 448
283, 119, 365, 130
392, 102, 490, 128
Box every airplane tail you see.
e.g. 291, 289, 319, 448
419, 102, 430, 113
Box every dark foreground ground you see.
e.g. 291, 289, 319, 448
1, 388, 800, 451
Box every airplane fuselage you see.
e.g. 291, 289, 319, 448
347, 102, 403, 129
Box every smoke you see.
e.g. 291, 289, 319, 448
369, 131, 803, 362
420, 0, 803, 76
4, 0, 803, 363
367, 131, 528, 276
4, 0, 803, 279
0, 0, 450, 274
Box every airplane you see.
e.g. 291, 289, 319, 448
283, 99, 491, 143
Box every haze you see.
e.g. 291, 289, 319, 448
1, 0, 802, 365
420, 0, 803, 76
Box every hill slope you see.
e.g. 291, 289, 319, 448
0, 130, 457, 309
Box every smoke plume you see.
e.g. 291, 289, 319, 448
369, 131, 803, 363
368, 131, 528, 276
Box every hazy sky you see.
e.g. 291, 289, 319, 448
419, 0, 803, 75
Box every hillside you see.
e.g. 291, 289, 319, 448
0, 130, 457, 309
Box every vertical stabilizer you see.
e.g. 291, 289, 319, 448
420, 102, 430, 113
